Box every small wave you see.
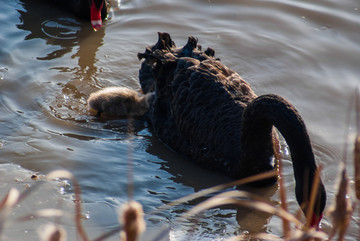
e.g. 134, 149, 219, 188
40, 18, 82, 40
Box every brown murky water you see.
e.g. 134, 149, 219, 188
1, 0, 360, 240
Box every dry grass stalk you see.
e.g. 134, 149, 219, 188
0, 178, 44, 213
119, 201, 146, 241
127, 119, 135, 201
0, 181, 67, 238
354, 88, 360, 239
224, 229, 328, 241
327, 165, 352, 241
0, 188, 19, 211
288, 228, 328, 241
47, 170, 89, 241
224, 232, 283, 241
38, 224, 67, 241
184, 190, 302, 227
355, 136, 360, 200
153, 170, 277, 215
182, 188, 329, 241
17, 209, 64, 222
272, 131, 291, 238
147, 170, 276, 241
304, 166, 322, 231
354, 88, 360, 200
0, 188, 20, 236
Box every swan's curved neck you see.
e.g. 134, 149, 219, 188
239, 94, 326, 218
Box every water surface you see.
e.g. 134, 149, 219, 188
0, 0, 360, 240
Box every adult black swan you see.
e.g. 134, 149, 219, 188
87, 32, 326, 227
50, 0, 107, 30
136, 32, 326, 227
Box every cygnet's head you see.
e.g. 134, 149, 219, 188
87, 87, 154, 118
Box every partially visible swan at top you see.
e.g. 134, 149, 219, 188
87, 32, 326, 227
49, 0, 108, 30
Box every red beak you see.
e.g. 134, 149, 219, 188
90, 0, 104, 31
310, 212, 323, 229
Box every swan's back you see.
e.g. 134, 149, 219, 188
138, 33, 327, 223
138, 33, 265, 176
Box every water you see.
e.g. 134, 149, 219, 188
0, 0, 360, 240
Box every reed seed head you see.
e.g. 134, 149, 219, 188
38, 224, 67, 241
119, 201, 146, 241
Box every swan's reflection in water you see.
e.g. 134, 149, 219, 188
17, 0, 85, 59
40, 18, 82, 41
16, 0, 107, 121
144, 133, 278, 235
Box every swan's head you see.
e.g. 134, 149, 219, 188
89, 0, 107, 31
87, 87, 154, 118
295, 172, 327, 229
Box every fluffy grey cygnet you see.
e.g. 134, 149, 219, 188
87, 87, 154, 118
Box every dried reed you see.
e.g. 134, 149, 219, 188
355, 136, 360, 200
355, 88, 360, 240
304, 166, 322, 231
0, 188, 20, 236
354, 89, 360, 200
273, 130, 291, 238
4, 89, 360, 240
153, 170, 277, 215
224, 229, 327, 241
0, 162, 351, 241
327, 166, 352, 241
119, 201, 146, 241
38, 224, 67, 241
184, 190, 302, 226
47, 170, 89, 241
324, 88, 358, 241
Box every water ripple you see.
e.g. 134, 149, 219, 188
40, 18, 82, 40
0, 67, 7, 80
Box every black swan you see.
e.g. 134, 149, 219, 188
136, 32, 326, 227
87, 87, 154, 118
87, 32, 326, 227
50, 0, 107, 30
